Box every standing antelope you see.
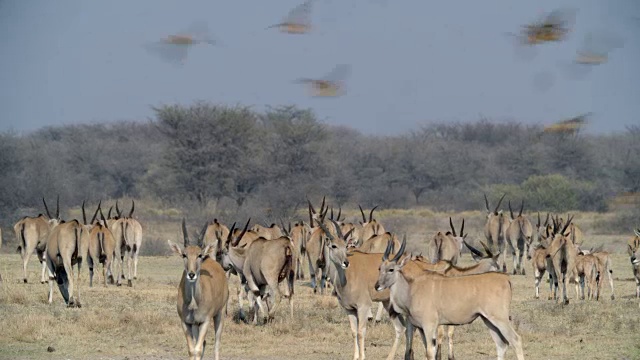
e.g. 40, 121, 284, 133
483, 193, 510, 272
251, 223, 283, 240
572, 252, 599, 300
358, 205, 385, 245
528, 243, 549, 299
506, 200, 533, 275
14, 197, 60, 283
87, 205, 117, 287
202, 219, 230, 249
628, 229, 640, 300
544, 215, 577, 304
169, 219, 229, 360
427, 218, 465, 265
45, 214, 84, 307
375, 237, 525, 360
111, 200, 143, 287
290, 221, 309, 280
318, 219, 405, 360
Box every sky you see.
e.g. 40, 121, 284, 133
0, 0, 638, 136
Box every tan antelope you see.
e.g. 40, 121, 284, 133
111, 200, 143, 287
251, 223, 283, 240
169, 218, 229, 360
215, 220, 253, 321
45, 210, 85, 307
357, 205, 385, 245
506, 200, 533, 275
290, 221, 310, 280
14, 196, 61, 283
628, 229, 640, 299
305, 198, 338, 294
571, 252, 599, 300
375, 237, 525, 360
87, 205, 117, 287
218, 219, 294, 324
528, 243, 549, 299
427, 218, 465, 265
202, 219, 229, 249
544, 215, 577, 304
483, 193, 510, 272
579, 244, 616, 300
404, 240, 501, 360
317, 219, 405, 360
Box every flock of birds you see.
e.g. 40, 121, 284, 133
142, 2, 630, 134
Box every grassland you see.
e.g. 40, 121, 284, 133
1, 210, 640, 360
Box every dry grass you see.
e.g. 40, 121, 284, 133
1, 212, 640, 359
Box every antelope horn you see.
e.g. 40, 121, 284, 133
330, 207, 334, 220
234, 218, 250, 247
464, 240, 484, 258
225, 222, 237, 246
197, 221, 208, 247
560, 215, 573, 235
308, 199, 316, 215
519, 200, 524, 217
544, 213, 550, 227
369, 206, 378, 222
449, 217, 457, 237
460, 218, 465, 237
320, 196, 326, 215
479, 241, 494, 258
508, 200, 514, 220
107, 206, 113, 220
316, 218, 335, 241
537, 212, 541, 227
391, 234, 407, 262
90, 200, 102, 224
182, 218, 190, 247
337, 206, 342, 221
128, 200, 135, 218
100, 207, 108, 229
308, 203, 314, 225
382, 238, 392, 261
81, 200, 87, 225
116, 200, 122, 217
494, 193, 506, 215
635, 229, 640, 237
359, 205, 366, 222
43, 197, 52, 219
484, 193, 490, 212
330, 219, 344, 239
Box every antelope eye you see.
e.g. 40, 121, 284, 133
331, 244, 338, 249
182, 254, 187, 258
198, 254, 203, 259
388, 268, 394, 272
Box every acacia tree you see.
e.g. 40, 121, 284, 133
154, 102, 264, 208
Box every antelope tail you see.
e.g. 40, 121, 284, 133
280, 246, 294, 285
98, 232, 106, 264
17, 223, 26, 253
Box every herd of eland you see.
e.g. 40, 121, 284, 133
3, 194, 639, 360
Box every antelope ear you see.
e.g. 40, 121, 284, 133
629, 244, 634, 256
168, 241, 183, 256
201, 244, 214, 258
398, 254, 411, 268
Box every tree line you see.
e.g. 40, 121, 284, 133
1, 102, 638, 228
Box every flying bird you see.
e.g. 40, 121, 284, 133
294, 64, 351, 97
266, 0, 314, 34
507, 8, 577, 46
543, 112, 591, 134
144, 21, 222, 66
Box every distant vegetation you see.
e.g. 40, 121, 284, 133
1, 102, 638, 229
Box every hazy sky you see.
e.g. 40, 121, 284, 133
0, 0, 638, 135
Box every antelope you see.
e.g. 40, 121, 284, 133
427, 218, 465, 265
111, 200, 143, 287
375, 237, 525, 360
290, 221, 310, 280
169, 219, 229, 360
305, 198, 337, 294
571, 252, 599, 300
251, 223, 283, 240
215, 220, 253, 321
358, 205, 385, 245
359, 232, 400, 254
218, 219, 294, 324
544, 215, 576, 304
628, 229, 640, 299
202, 219, 229, 249
45, 209, 85, 307
483, 193, 510, 272
506, 200, 533, 275
579, 245, 616, 300
405, 240, 501, 360
318, 219, 405, 360
14, 196, 61, 283
528, 243, 549, 299
87, 205, 117, 287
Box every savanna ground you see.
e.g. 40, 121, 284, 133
1, 209, 640, 360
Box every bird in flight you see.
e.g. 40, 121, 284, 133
144, 21, 222, 66
294, 64, 351, 97
266, 0, 314, 34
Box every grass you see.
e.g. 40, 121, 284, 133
1, 211, 640, 359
